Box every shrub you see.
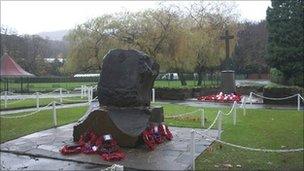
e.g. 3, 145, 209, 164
270, 68, 284, 84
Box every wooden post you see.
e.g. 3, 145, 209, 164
298, 94, 301, 111
233, 102, 237, 125
81, 85, 84, 98
88, 87, 92, 104
217, 111, 222, 140
4, 91, 7, 108
249, 92, 253, 105
84, 86, 87, 96
36, 92, 40, 109
59, 88, 63, 103
200, 109, 205, 128
242, 97, 246, 116
53, 101, 57, 127
90, 86, 93, 102
190, 129, 195, 171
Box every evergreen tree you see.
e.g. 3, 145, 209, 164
266, 0, 304, 86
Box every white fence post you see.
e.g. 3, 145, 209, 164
152, 88, 155, 103
87, 87, 90, 102
4, 91, 7, 108
200, 109, 205, 128
190, 129, 195, 171
52, 101, 57, 127
217, 111, 222, 140
233, 102, 237, 125
36, 92, 40, 109
249, 92, 253, 105
242, 97, 246, 116
59, 88, 63, 103
81, 85, 84, 98
298, 94, 301, 111
90, 86, 93, 102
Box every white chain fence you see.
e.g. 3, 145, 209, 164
249, 92, 303, 111
0, 102, 54, 119
1, 86, 96, 109
220, 101, 237, 116
165, 109, 202, 119
195, 130, 304, 153
251, 92, 300, 101
0, 97, 95, 120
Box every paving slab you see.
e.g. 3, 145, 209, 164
0, 123, 216, 170
1, 152, 107, 171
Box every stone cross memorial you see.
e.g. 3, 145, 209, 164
220, 30, 236, 93
73, 49, 164, 147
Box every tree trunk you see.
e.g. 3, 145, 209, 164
177, 72, 187, 86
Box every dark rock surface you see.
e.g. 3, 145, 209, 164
74, 49, 162, 147
98, 49, 159, 107
73, 105, 164, 147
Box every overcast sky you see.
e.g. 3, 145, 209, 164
1, 1, 271, 35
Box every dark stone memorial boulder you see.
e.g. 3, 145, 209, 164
73, 49, 164, 147
98, 49, 159, 107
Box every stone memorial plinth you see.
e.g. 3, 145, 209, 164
73, 49, 163, 147
221, 70, 236, 93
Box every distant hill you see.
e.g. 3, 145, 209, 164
37, 30, 69, 41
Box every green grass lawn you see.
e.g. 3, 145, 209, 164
0, 106, 88, 143
153, 103, 303, 170
0, 96, 88, 110
1, 102, 303, 170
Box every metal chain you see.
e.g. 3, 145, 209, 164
195, 130, 303, 153
0, 102, 54, 119
165, 109, 202, 119
62, 98, 89, 102
221, 101, 237, 116
251, 92, 299, 101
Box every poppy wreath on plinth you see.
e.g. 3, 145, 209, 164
142, 123, 173, 151
197, 92, 242, 103
60, 130, 125, 161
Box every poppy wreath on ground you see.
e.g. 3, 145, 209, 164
60, 131, 125, 161
197, 92, 242, 103
142, 123, 173, 151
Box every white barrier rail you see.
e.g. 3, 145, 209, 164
249, 92, 303, 111
220, 101, 237, 116
1, 85, 95, 109
165, 109, 202, 119
251, 92, 299, 101
0, 102, 54, 119
195, 130, 304, 153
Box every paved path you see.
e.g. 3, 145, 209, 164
0, 123, 217, 170
1, 152, 106, 171
235, 79, 271, 87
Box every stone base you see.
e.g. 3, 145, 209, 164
0, 124, 217, 170
73, 106, 164, 147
